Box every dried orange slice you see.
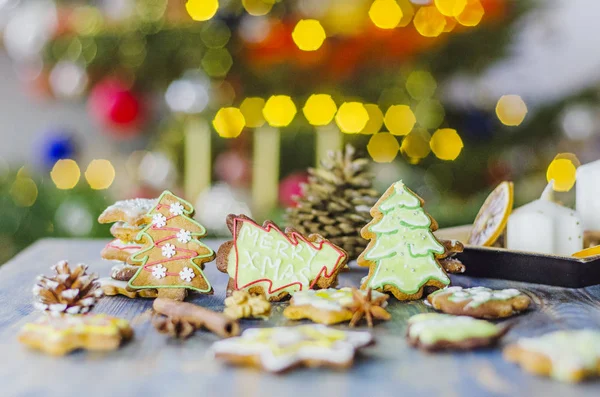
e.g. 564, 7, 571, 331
468, 181, 514, 246
572, 245, 600, 259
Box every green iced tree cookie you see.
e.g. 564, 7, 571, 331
358, 180, 450, 300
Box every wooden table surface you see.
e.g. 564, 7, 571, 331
1, 239, 600, 397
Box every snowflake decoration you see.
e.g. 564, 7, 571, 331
177, 229, 192, 243
179, 267, 195, 282
162, 243, 176, 258
170, 202, 185, 216
152, 264, 167, 279
153, 213, 167, 228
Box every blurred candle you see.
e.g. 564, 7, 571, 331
252, 126, 279, 219
185, 119, 211, 201
315, 125, 342, 166
507, 181, 583, 256
576, 159, 600, 231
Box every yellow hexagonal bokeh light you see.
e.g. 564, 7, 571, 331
456, 0, 484, 27
303, 94, 337, 126
242, 0, 273, 16
51, 159, 81, 190
546, 158, 577, 192
85, 159, 115, 190
435, 0, 467, 17
444, 17, 457, 32
10, 177, 38, 207
397, 0, 415, 27
430, 128, 464, 160
335, 102, 369, 134
367, 133, 400, 163
292, 19, 326, 52
213, 107, 246, 138
186, 0, 218, 21
401, 130, 431, 162
240, 97, 266, 128
369, 0, 403, 30
496, 95, 527, 126
360, 104, 384, 135
384, 105, 416, 136
414, 6, 446, 37
263, 95, 297, 127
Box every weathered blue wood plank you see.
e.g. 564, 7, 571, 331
0, 239, 599, 397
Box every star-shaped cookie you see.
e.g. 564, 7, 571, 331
212, 324, 373, 372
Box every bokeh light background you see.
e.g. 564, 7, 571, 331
0, 0, 596, 262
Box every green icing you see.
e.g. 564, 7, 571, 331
229, 220, 345, 298
517, 330, 600, 382
364, 181, 448, 294
408, 313, 500, 344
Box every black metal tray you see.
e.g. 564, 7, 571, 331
456, 246, 600, 288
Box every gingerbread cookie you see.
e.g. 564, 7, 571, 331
406, 313, 507, 351
283, 287, 388, 325
98, 197, 157, 226
18, 314, 133, 356
216, 214, 348, 302
110, 263, 139, 281
110, 222, 145, 243
101, 239, 143, 264
504, 330, 600, 383
358, 181, 450, 300
128, 191, 215, 301
437, 239, 466, 274
212, 324, 373, 372
99, 278, 158, 299
428, 286, 531, 319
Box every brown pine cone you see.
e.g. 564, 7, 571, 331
33, 260, 103, 314
287, 144, 379, 259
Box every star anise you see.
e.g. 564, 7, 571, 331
348, 288, 391, 328
152, 314, 195, 339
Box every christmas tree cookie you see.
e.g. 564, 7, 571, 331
128, 191, 215, 301
358, 180, 450, 300
216, 214, 348, 301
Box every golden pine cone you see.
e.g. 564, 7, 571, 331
287, 144, 379, 259
33, 260, 103, 314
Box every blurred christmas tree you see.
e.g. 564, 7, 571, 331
0, 0, 591, 258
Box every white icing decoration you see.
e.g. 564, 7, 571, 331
32, 285, 41, 295
170, 202, 185, 216
177, 229, 192, 244
152, 264, 167, 279
33, 302, 48, 311
436, 286, 523, 309
179, 267, 195, 282
161, 243, 176, 258
153, 213, 167, 228
290, 287, 388, 312
102, 198, 157, 219
211, 324, 373, 372
66, 306, 81, 314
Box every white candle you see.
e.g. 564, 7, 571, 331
507, 181, 583, 256
576, 159, 600, 231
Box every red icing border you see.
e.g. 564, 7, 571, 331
231, 216, 346, 295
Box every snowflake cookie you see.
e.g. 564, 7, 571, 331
504, 330, 600, 383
